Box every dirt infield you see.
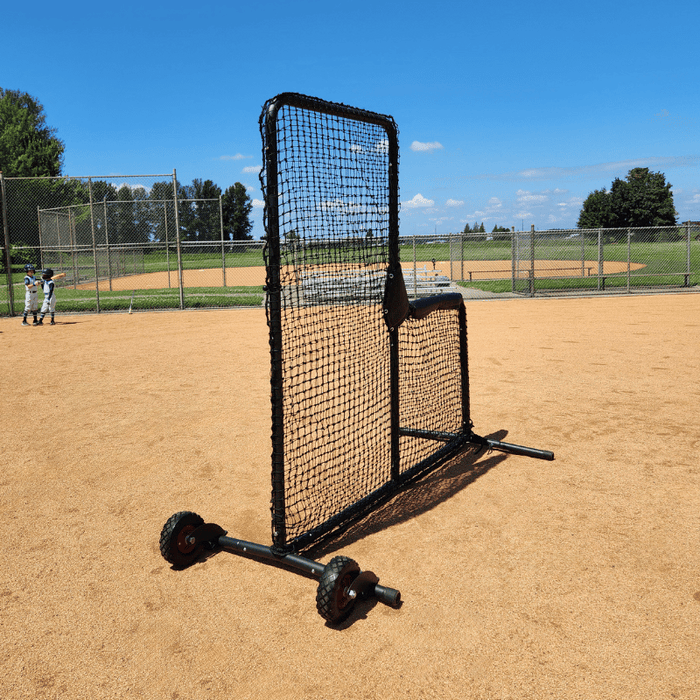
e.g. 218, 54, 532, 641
73, 259, 643, 291
1, 294, 699, 700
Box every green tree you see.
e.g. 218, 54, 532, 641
577, 188, 613, 229
0, 88, 65, 177
222, 182, 253, 240
193, 179, 221, 241
578, 168, 677, 234
113, 184, 137, 244
148, 181, 176, 243
177, 179, 222, 243
611, 168, 677, 227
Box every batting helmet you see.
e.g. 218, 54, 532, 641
42, 269, 54, 279
24, 263, 35, 272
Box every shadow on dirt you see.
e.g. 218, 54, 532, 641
306, 430, 510, 559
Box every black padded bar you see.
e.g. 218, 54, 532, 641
409, 292, 464, 320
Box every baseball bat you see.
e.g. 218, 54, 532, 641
52, 272, 67, 280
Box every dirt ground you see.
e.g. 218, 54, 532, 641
1, 293, 699, 700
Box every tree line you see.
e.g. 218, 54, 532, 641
1, 88, 253, 252
577, 168, 677, 239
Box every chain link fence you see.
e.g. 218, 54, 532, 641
2, 173, 699, 316
398, 225, 699, 298
1, 172, 265, 315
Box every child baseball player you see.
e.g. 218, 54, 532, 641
22, 264, 39, 326
38, 268, 57, 325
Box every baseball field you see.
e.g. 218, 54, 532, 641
1, 293, 699, 699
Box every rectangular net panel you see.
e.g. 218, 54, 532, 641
260, 93, 469, 552
398, 308, 466, 472
261, 94, 398, 549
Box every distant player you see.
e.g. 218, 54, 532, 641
37, 268, 57, 325
22, 264, 39, 326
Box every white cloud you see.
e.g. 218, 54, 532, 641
445, 198, 464, 207
242, 165, 261, 174
403, 193, 434, 208
410, 141, 443, 153
252, 198, 264, 208
219, 154, 250, 161
488, 156, 700, 182
557, 196, 583, 209
516, 189, 548, 203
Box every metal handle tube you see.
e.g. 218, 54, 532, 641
485, 439, 554, 461
374, 584, 402, 607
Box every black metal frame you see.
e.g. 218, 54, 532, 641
160, 93, 553, 624
260, 92, 404, 552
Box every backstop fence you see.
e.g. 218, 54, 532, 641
2, 172, 698, 316
0, 172, 265, 315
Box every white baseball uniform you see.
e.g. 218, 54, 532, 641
41, 278, 56, 314
24, 274, 38, 312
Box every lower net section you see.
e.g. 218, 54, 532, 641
279, 303, 392, 544
398, 308, 467, 472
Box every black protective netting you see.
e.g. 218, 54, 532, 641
260, 94, 469, 551
398, 310, 466, 471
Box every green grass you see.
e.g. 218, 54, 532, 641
2, 284, 264, 314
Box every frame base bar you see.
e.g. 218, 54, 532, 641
216, 533, 401, 607
399, 427, 554, 461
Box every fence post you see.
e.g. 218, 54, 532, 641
220, 194, 226, 287
88, 178, 101, 313
164, 202, 171, 289
37, 205, 44, 271
598, 229, 603, 291
530, 224, 535, 297
104, 196, 113, 291
627, 228, 632, 293
511, 227, 516, 293
172, 170, 185, 310
412, 234, 417, 297
0, 172, 15, 315
449, 233, 454, 281
687, 221, 691, 287
69, 208, 78, 288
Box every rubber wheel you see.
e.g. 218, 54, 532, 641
159, 511, 205, 568
315, 556, 361, 623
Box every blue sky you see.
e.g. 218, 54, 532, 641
3, 0, 699, 238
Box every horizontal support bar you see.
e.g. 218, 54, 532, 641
401, 427, 554, 461
399, 427, 464, 442
483, 439, 554, 461
216, 534, 401, 607
217, 535, 325, 577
